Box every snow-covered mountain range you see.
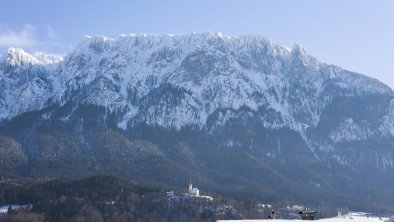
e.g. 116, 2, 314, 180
1, 33, 394, 210
2, 33, 394, 165
1, 33, 391, 129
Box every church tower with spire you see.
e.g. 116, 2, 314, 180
188, 176, 193, 193
187, 176, 199, 196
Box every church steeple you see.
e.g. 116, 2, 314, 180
188, 175, 192, 192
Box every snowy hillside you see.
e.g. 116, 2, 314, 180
218, 212, 389, 222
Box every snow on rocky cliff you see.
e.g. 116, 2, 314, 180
0, 48, 63, 120
1, 32, 393, 143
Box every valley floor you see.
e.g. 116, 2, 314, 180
218, 212, 390, 222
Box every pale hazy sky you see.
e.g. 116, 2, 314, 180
1, 0, 393, 88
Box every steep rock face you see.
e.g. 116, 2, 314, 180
47, 33, 392, 134
1, 34, 391, 129
1, 33, 394, 210
0, 48, 63, 120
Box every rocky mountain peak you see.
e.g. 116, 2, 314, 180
5, 47, 42, 66
2, 47, 64, 67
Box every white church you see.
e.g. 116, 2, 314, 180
186, 178, 213, 201
188, 178, 200, 196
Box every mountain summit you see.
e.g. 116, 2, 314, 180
1, 33, 394, 211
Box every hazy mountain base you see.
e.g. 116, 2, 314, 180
0, 175, 362, 222
1, 103, 394, 215
0, 175, 246, 222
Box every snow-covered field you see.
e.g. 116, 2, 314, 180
218, 212, 391, 222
